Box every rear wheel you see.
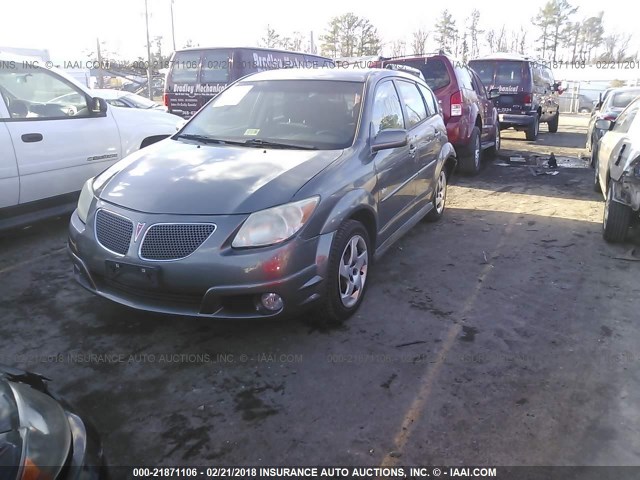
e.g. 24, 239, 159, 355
548, 112, 559, 133
603, 183, 631, 243
458, 126, 482, 175
525, 116, 539, 141
313, 220, 371, 326
425, 168, 448, 222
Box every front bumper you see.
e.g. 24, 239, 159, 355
68, 205, 334, 319
498, 112, 537, 128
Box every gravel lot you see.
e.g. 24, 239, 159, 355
1, 114, 639, 468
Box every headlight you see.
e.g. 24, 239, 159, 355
232, 197, 319, 248
9, 382, 72, 480
76, 178, 95, 224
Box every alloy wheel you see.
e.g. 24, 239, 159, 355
338, 235, 369, 308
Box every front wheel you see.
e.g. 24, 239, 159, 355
603, 183, 631, 243
486, 123, 501, 158
548, 112, 559, 133
458, 126, 481, 175
313, 220, 371, 326
425, 168, 449, 222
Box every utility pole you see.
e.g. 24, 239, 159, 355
144, 0, 153, 100
96, 38, 104, 89
170, 0, 176, 51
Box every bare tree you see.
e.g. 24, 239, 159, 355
260, 25, 281, 48
468, 9, 483, 58
391, 40, 406, 58
411, 29, 429, 55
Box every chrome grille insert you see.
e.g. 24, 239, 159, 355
95, 209, 133, 255
139, 223, 216, 261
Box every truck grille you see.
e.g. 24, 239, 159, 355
95, 210, 133, 255
139, 224, 216, 261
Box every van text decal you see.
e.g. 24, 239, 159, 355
172, 84, 227, 95
497, 85, 520, 93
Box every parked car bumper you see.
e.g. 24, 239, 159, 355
68, 207, 334, 319
446, 117, 470, 148
498, 112, 538, 128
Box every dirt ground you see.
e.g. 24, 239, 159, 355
1, 114, 640, 469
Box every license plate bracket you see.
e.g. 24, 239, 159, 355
105, 260, 160, 288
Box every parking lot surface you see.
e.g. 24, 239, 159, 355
1, 115, 639, 466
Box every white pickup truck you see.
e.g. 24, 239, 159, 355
0, 57, 183, 230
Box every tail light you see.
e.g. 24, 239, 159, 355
523, 93, 532, 106
163, 93, 169, 107
450, 91, 462, 117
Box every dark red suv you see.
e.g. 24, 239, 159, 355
377, 54, 501, 174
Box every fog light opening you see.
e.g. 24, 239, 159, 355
260, 293, 284, 312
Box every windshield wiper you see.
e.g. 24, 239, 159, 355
174, 133, 226, 144
244, 138, 318, 150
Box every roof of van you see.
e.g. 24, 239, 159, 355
174, 46, 331, 58
470, 53, 534, 62
237, 67, 421, 83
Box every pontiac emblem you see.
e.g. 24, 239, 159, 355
134, 223, 146, 242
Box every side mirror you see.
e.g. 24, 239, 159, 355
371, 129, 408, 152
487, 88, 500, 100
595, 119, 613, 131
90, 97, 108, 114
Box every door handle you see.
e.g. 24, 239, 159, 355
615, 144, 627, 166
21, 133, 43, 143
408, 144, 417, 157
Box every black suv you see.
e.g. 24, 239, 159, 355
469, 55, 561, 140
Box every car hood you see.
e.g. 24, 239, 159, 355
108, 104, 183, 129
96, 139, 344, 215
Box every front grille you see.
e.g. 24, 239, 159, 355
95, 210, 133, 255
139, 223, 216, 261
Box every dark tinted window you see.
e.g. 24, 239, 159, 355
396, 81, 427, 128
495, 62, 525, 85
170, 51, 201, 83
609, 90, 640, 109
371, 81, 405, 135
201, 50, 230, 83
385, 58, 451, 91
418, 84, 438, 116
468, 61, 495, 85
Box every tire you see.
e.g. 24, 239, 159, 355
425, 168, 449, 222
313, 220, 371, 326
525, 116, 539, 141
593, 155, 602, 193
486, 123, 501, 158
590, 135, 599, 167
603, 183, 631, 243
548, 112, 559, 133
458, 126, 482, 175
579, 107, 590, 114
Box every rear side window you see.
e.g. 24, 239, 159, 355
201, 51, 230, 83
170, 51, 201, 83
371, 81, 405, 136
396, 81, 427, 128
418, 84, 438, 116
456, 67, 473, 90
610, 91, 640, 109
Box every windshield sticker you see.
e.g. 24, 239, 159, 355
214, 85, 253, 107
244, 128, 260, 136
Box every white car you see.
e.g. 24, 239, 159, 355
0, 58, 183, 230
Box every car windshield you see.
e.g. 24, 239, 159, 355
124, 93, 158, 109
180, 79, 364, 150
609, 90, 640, 109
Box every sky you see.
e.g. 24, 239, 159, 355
0, 0, 637, 62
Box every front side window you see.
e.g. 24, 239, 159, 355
0, 66, 89, 119
612, 102, 640, 134
371, 81, 405, 136
396, 81, 427, 128
181, 80, 364, 149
